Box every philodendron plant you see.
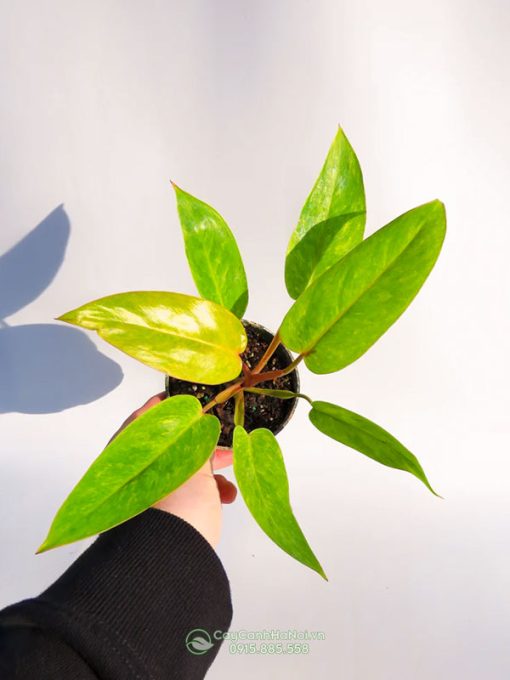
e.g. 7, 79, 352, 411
38, 128, 446, 580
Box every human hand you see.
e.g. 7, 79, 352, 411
111, 392, 237, 549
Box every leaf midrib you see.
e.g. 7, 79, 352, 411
238, 436, 308, 547
298, 164, 340, 244
98, 319, 241, 357
312, 407, 421, 472
187, 218, 225, 304
68, 410, 204, 523
300, 217, 432, 353
186, 212, 246, 311
236, 432, 324, 575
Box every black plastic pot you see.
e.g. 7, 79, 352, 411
165, 320, 300, 448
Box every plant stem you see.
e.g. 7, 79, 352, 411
251, 331, 281, 375
202, 381, 243, 414
233, 390, 245, 427
202, 343, 303, 415
245, 354, 304, 387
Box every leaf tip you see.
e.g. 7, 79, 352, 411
318, 566, 329, 581
428, 198, 447, 216
423, 477, 443, 499
35, 539, 51, 555
335, 124, 348, 143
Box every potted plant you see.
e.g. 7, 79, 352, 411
38, 127, 446, 580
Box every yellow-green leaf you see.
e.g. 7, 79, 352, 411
58, 291, 247, 384
285, 127, 366, 299
309, 400, 438, 495
38, 396, 220, 552
280, 200, 446, 374
233, 426, 327, 579
173, 183, 249, 318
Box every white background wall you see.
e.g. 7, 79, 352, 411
1, 1, 509, 677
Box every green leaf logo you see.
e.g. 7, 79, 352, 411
185, 629, 215, 655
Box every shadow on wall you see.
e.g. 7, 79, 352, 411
0, 205, 123, 413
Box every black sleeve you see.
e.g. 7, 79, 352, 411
0, 509, 233, 679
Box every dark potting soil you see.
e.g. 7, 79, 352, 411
166, 321, 299, 447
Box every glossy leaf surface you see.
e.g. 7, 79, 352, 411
309, 401, 438, 495
38, 396, 220, 551
285, 127, 366, 299
286, 212, 365, 300
280, 200, 446, 373
58, 291, 247, 384
173, 184, 249, 317
233, 426, 327, 579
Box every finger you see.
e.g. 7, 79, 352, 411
214, 474, 237, 504
109, 392, 167, 444
123, 392, 166, 426
135, 392, 166, 416
212, 448, 233, 470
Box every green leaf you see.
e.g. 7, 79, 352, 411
233, 426, 327, 579
286, 213, 365, 300
280, 200, 446, 373
244, 387, 312, 404
285, 127, 366, 299
309, 400, 438, 495
58, 291, 247, 384
172, 183, 249, 318
38, 395, 220, 552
